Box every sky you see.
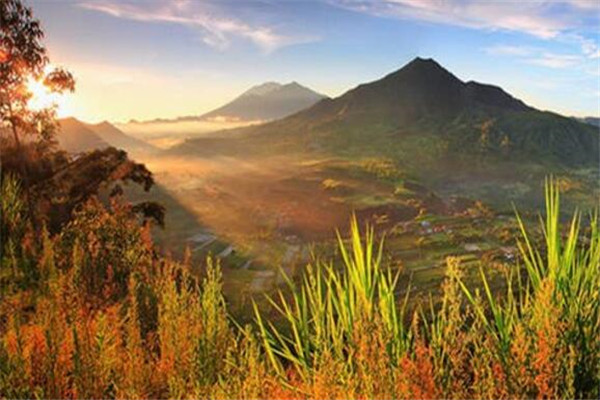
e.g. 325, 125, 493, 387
30, 0, 600, 123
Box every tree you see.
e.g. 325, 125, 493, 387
0, 0, 74, 147
33, 147, 165, 231
0, 0, 163, 232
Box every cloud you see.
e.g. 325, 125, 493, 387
566, 0, 600, 10
485, 44, 587, 70
527, 53, 582, 68
332, 0, 582, 38
332, 0, 599, 39
562, 33, 600, 59
485, 45, 537, 57
79, 0, 317, 53
336, 0, 599, 70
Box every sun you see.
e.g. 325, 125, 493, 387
27, 77, 72, 118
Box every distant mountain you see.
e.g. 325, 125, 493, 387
57, 118, 109, 153
201, 81, 326, 122
132, 82, 326, 125
85, 121, 157, 156
57, 118, 156, 156
240, 82, 283, 97
171, 57, 598, 168
578, 117, 600, 127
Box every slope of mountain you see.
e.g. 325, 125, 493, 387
157, 58, 599, 280
171, 58, 598, 168
55, 118, 156, 156
201, 81, 326, 121
86, 121, 157, 155
57, 118, 109, 153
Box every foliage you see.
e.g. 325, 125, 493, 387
254, 216, 409, 383
0, 178, 599, 398
321, 178, 344, 190
459, 178, 600, 397
252, 180, 599, 399
1, 0, 74, 147
0, 173, 37, 291
32, 147, 164, 232
359, 157, 404, 181
0, 186, 238, 398
1, 0, 162, 235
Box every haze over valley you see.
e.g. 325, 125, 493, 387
116, 81, 326, 148
55, 57, 599, 300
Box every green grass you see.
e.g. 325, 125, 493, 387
254, 214, 410, 380
252, 179, 600, 397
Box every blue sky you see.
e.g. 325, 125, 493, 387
31, 0, 599, 122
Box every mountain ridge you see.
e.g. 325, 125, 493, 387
201, 81, 327, 121
57, 117, 109, 153
289, 57, 531, 124
170, 57, 598, 168
578, 116, 600, 127
56, 117, 156, 156
85, 120, 157, 155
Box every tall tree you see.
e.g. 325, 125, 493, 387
0, 0, 74, 147
0, 0, 164, 231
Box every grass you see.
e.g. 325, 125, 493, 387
251, 178, 600, 398
1, 177, 599, 398
254, 215, 409, 381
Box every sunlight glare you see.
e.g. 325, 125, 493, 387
27, 77, 72, 118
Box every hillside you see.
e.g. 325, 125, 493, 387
297, 56, 530, 124
56, 118, 156, 157
57, 117, 109, 153
85, 121, 157, 156
170, 58, 598, 168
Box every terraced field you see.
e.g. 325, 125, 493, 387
117, 151, 567, 316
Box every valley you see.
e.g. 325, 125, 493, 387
55, 58, 599, 314
131, 151, 589, 314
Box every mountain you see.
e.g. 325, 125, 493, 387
57, 118, 156, 156
240, 82, 283, 97
302, 57, 530, 124
125, 82, 325, 125
57, 118, 110, 153
0, 119, 107, 154
85, 121, 157, 156
200, 81, 326, 121
171, 57, 598, 168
